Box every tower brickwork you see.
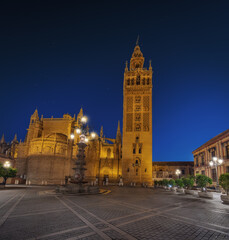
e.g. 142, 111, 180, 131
122, 43, 153, 185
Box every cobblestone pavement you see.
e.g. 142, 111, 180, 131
0, 186, 229, 240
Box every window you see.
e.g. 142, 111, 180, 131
145, 168, 147, 172
201, 170, 205, 175
201, 156, 205, 165
135, 105, 141, 112
107, 148, 111, 158
127, 79, 130, 85
195, 157, 198, 166
136, 75, 140, 85
226, 146, 229, 159
127, 168, 129, 172
226, 166, 229, 173
211, 151, 215, 157
211, 169, 217, 182
131, 79, 134, 85
142, 78, 145, 85
133, 144, 136, 154
147, 78, 150, 85
136, 168, 138, 176
135, 96, 141, 103
182, 170, 185, 175
139, 143, 142, 154
135, 113, 141, 122
135, 123, 141, 131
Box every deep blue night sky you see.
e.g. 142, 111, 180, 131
0, 1, 229, 162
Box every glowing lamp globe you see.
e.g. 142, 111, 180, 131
70, 134, 74, 139
85, 138, 89, 143
213, 157, 217, 162
91, 132, 96, 138
218, 159, 223, 164
4, 161, 11, 168
76, 128, 81, 134
209, 161, 214, 166
81, 116, 87, 124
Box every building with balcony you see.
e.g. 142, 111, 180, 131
192, 129, 229, 184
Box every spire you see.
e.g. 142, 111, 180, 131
149, 60, 152, 70
33, 109, 39, 118
116, 121, 121, 142
12, 134, 18, 143
77, 108, 83, 125
100, 126, 103, 138
136, 35, 139, 46
1, 134, 5, 144
125, 61, 128, 72
31, 108, 39, 122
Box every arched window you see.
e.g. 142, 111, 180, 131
136, 75, 140, 85
131, 79, 134, 85
127, 79, 130, 85
142, 78, 145, 85
147, 78, 150, 85
107, 148, 111, 158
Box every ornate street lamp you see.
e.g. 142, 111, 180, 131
209, 157, 223, 191
175, 169, 181, 179
4, 161, 11, 168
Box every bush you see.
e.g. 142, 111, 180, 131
182, 176, 195, 189
196, 174, 212, 192
169, 179, 175, 187
0, 163, 17, 185
219, 173, 229, 195
175, 179, 184, 188
162, 179, 169, 187
154, 180, 158, 187
157, 180, 163, 186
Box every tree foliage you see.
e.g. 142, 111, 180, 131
219, 173, 229, 195
162, 179, 169, 187
195, 174, 212, 192
182, 176, 195, 189
0, 163, 17, 185
175, 179, 184, 188
169, 179, 175, 187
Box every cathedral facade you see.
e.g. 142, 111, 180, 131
2, 43, 153, 186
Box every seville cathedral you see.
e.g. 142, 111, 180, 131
0, 43, 154, 186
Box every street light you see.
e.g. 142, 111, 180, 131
175, 169, 181, 179
209, 157, 223, 191
70, 133, 74, 139
4, 161, 11, 168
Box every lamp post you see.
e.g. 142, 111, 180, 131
71, 115, 89, 191
209, 157, 223, 191
175, 169, 181, 179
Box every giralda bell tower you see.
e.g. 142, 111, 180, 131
122, 41, 153, 185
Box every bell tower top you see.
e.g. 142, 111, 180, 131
130, 43, 145, 70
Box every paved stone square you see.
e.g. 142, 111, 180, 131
0, 186, 229, 240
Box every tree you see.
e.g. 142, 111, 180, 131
219, 173, 229, 195
162, 179, 169, 187
196, 174, 212, 192
169, 179, 175, 187
0, 163, 17, 186
175, 179, 184, 188
182, 176, 195, 189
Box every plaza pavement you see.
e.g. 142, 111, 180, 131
0, 185, 229, 240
